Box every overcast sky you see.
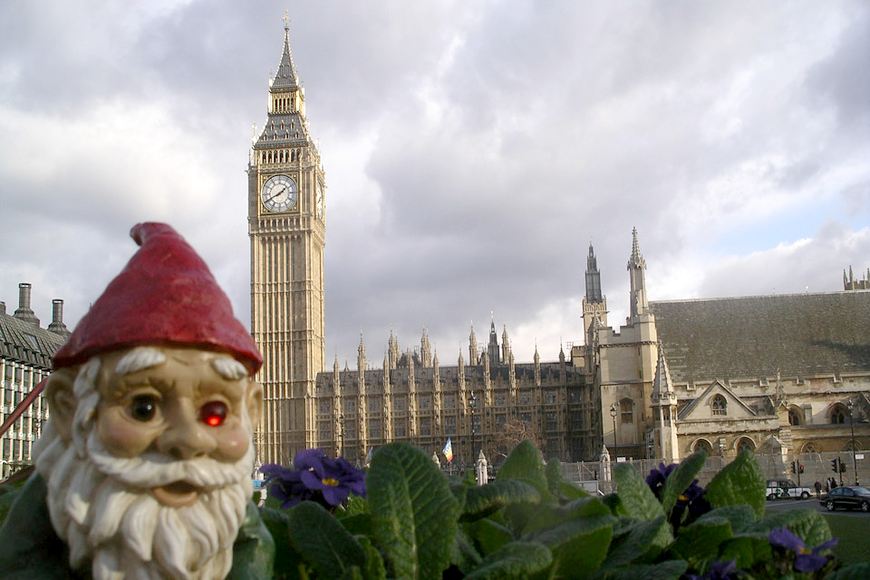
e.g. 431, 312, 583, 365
1, 1, 868, 367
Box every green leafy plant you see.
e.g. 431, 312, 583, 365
261, 442, 870, 579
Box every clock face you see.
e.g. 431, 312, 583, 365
261, 174, 298, 212
316, 182, 324, 219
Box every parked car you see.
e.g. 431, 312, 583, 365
821, 486, 870, 512
766, 479, 812, 500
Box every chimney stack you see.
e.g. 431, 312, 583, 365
13, 282, 40, 326
48, 298, 70, 337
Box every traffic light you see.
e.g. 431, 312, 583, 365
839, 457, 847, 473
791, 461, 797, 474
799, 463, 804, 474
831, 458, 839, 473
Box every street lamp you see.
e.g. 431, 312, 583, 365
848, 399, 859, 486
609, 403, 618, 454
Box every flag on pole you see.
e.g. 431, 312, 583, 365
365, 447, 373, 466
442, 438, 454, 463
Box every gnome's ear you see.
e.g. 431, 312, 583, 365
45, 367, 78, 441
246, 380, 264, 430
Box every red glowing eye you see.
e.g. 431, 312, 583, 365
200, 401, 228, 427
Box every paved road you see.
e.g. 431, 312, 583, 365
765, 497, 870, 518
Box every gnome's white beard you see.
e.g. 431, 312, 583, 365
33, 362, 254, 580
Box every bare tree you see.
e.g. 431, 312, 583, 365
492, 418, 541, 462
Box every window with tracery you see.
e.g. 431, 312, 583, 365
711, 395, 727, 416
831, 405, 846, 424
620, 398, 633, 424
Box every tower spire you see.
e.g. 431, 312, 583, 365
271, 13, 299, 90
627, 227, 649, 321
585, 243, 603, 302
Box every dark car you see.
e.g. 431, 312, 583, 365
821, 486, 870, 512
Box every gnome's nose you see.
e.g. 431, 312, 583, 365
157, 413, 217, 460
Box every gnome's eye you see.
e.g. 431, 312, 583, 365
200, 401, 228, 427
130, 395, 157, 422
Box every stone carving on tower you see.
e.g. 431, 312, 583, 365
249, 17, 326, 464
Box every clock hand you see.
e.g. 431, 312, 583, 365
265, 186, 287, 203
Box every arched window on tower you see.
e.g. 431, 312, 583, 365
830, 404, 847, 425
737, 437, 755, 453
711, 394, 727, 416
788, 406, 802, 426
619, 398, 633, 424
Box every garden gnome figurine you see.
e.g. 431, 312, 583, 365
0, 223, 274, 579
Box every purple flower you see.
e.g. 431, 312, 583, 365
299, 453, 366, 506
768, 527, 838, 573
645, 462, 711, 528
260, 449, 366, 509
646, 463, 677, 500
260, 463, 315, 508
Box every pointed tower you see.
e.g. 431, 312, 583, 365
357, 334, 367, 448
421, 328, 432, 367
487, 319, 500, 367
627, 227, 649, 323
469, 324, 479, 365
650, 342, 679, 462
582, 244, 608, 337
501, 325, 511, 364
250, 16, 327, 463
388, 330, 399, 370
534, 344, 541, 387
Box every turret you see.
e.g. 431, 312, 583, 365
585, 243, 603, 302
501, 325, 511, 363
651, 342, 679, 462
388, 330, 399, 369
534, 345, 541, 387
627, 227, 649, 322
487, 318, 500, 367
469, 323, 479, 365
421, 328, 432, 367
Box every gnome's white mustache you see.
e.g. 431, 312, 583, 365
86, 430, 254, 490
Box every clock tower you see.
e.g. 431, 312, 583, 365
249, 18, 326, 464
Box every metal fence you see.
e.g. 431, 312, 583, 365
559, 449, 869, 494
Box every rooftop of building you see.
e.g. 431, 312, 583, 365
650, 289, 870, 384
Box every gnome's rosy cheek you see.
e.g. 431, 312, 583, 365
96, 403, 162, 458
209, 420, 250, 462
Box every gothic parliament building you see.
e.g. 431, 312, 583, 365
248, 23, 869, 469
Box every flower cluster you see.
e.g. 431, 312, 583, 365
646, 462, 711, 530
261, 449, 366, 510
769, 527, 837, 574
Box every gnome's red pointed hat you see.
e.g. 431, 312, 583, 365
53, 223, 262, 374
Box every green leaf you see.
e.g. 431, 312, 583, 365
465, 518, 514, 556
357, 536, 387, 580
287, 501, 366, 578
718, 533, 772, 569
525, 514, 615, 578
368, 443, 460, 579
558, 480, 590, 501
695, 505, 756, 534
227, 502, 276, 580
830, 563, 870, 580
452, 526, 483, 574
524, 497, 611, 536
595, 560, 688, 580
339, 513, 373, 536
461, 479, 541, 521
498, 440, 551, 500
465, 541, 553, 580
613, 464, 664, 520
704, 451, 765, 517
660, 451, 706, 516
749, 509, 832, 547
338, 495, 369, 518
602, 516, 673, 568
668, 516, 733, 568
258, 507, 304, 580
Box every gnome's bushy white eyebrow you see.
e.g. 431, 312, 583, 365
115, 347, 167, 376
210, 357, 248, 381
